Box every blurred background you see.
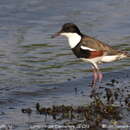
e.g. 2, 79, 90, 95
0, 0, 130, 128
0, 0, 130, 85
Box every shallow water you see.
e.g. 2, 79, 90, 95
0, 0, 130, 128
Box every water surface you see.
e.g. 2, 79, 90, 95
0, 0, 130, 128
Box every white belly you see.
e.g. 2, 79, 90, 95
101, 55, 118, 62
80, 54, 126, 64
101, 54, 126, 63
80, 57, 103, 64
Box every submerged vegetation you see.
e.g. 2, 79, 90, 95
21, 79, 130, 129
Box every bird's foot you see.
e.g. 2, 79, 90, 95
89, 79, 96, 88
90, 88, 100, 98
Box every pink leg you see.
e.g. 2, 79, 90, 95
91, 63, 103, 83
98, 71, 103, 82
91, 66, 98, 88
90, 65, 99, 97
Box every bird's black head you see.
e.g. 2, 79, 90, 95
61, 23, 81, 34
51, 23, 82, 38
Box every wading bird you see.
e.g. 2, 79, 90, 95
52, 23, 130, 88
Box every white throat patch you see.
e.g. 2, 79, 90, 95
60, 33, 81, 48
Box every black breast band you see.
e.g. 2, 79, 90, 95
72, 44, 91, 58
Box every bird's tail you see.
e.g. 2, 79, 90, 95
123, 52, 130, 58
118, 51, 130, 59
127, 54, 130, 57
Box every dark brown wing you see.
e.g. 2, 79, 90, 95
81, 35, 120, 55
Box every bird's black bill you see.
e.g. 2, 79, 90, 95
51, 31, 61, 38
